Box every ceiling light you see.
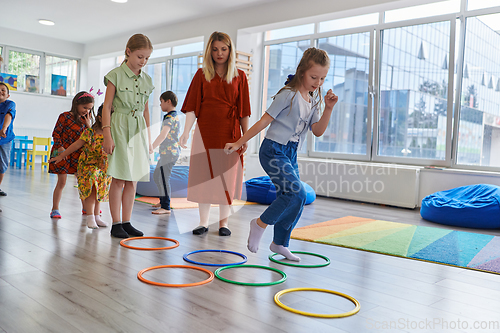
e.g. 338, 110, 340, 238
111, 0, 128, 3
39, 19, 55, 26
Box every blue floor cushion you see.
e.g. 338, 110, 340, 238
136, 165, 189, 198
420, 184, 500, 229
242, 176, 316, 205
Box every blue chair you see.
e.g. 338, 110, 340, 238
10, 135, 29, 168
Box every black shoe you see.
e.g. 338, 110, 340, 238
122, 222, 143, 237
219, 227, 231, 236
192, 226, 209, 235
0, 189, 7, 196
111, 224, 129, 238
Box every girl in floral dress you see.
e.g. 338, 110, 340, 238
50, 105, 112, 229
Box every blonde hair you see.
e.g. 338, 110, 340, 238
276, 47, 330, 109
124, 34, 153, 63
202, 31, 238, 84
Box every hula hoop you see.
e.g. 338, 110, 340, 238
120, 237, 179, 251
214, 264, 287, 286
274, 288, 360, 318
138, 265, 214, 287
183, 249, 248, 266
269, 251, 330, 268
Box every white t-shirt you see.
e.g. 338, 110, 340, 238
289, 92, 313, 142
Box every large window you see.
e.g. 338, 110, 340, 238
315, 33, 371, 155
457, 13, 500, 167
170, 55, 198, 109
45, 56, 78, 96
7, 49, 41, 92
0, 46, 79, 96
261, 0, 500, 171
377, 21, 451, 160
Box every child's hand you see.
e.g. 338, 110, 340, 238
82, 112, 92, 128
325, 89, 338, 109
224, 141, 241, 155
179, 132, 189, 149
57, 147, 65, 153
103, 137, 115, 154
0, 129, 6, 138
49, 155, 64, 164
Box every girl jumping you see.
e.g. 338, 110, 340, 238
225, 47, 338, 261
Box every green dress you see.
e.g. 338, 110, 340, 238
104, 62, 154, 181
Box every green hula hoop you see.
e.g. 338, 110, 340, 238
269, 251, 330, 268
214, 264, 287, 286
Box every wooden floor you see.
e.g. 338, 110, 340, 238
1, 166, 499, 333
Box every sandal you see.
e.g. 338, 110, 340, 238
50, 210, 62, 219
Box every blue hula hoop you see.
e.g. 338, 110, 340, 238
183, 249, 248, 267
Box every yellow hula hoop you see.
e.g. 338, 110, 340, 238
274, 288, 360, 318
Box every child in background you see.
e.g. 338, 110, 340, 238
49, 91, 93, 219
225, 47, 338, 261
151, 91, 180, 215
0, 82, 16, 198
50, 104, 112, 229
102, 33, 154, 238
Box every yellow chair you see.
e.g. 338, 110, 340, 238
26, 137, 52, 170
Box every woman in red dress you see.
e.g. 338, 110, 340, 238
180, 31, 251, 236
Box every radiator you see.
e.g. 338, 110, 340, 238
298, 159, 421, 208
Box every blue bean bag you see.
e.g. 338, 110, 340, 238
420, 184, 500, 229
136, 165, 189, 198
242, 176, 316, 205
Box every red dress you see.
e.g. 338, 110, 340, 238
49, 111, 86, 174
181, 69, 251, 204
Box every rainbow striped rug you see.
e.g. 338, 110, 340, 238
291, 216, 500, 275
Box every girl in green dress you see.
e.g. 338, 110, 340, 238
102, 34, 155, 238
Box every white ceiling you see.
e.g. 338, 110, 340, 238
1, 0, 275, 44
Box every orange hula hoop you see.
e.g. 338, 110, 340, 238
137, 265, 214, 288
120, 237, 180, 250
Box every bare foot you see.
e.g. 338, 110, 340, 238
152, 208, 171, 215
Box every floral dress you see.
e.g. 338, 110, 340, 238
76, 128, 111, 201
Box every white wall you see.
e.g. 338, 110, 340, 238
11, 92, 73, 138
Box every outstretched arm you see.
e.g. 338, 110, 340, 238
224, 113, 274, 154
49, 139, 85, 164
311, 89, 338, 137
152, 125, 171, 150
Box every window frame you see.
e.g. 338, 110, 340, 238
1, 45, 80, 97
371, 14, 457, 167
